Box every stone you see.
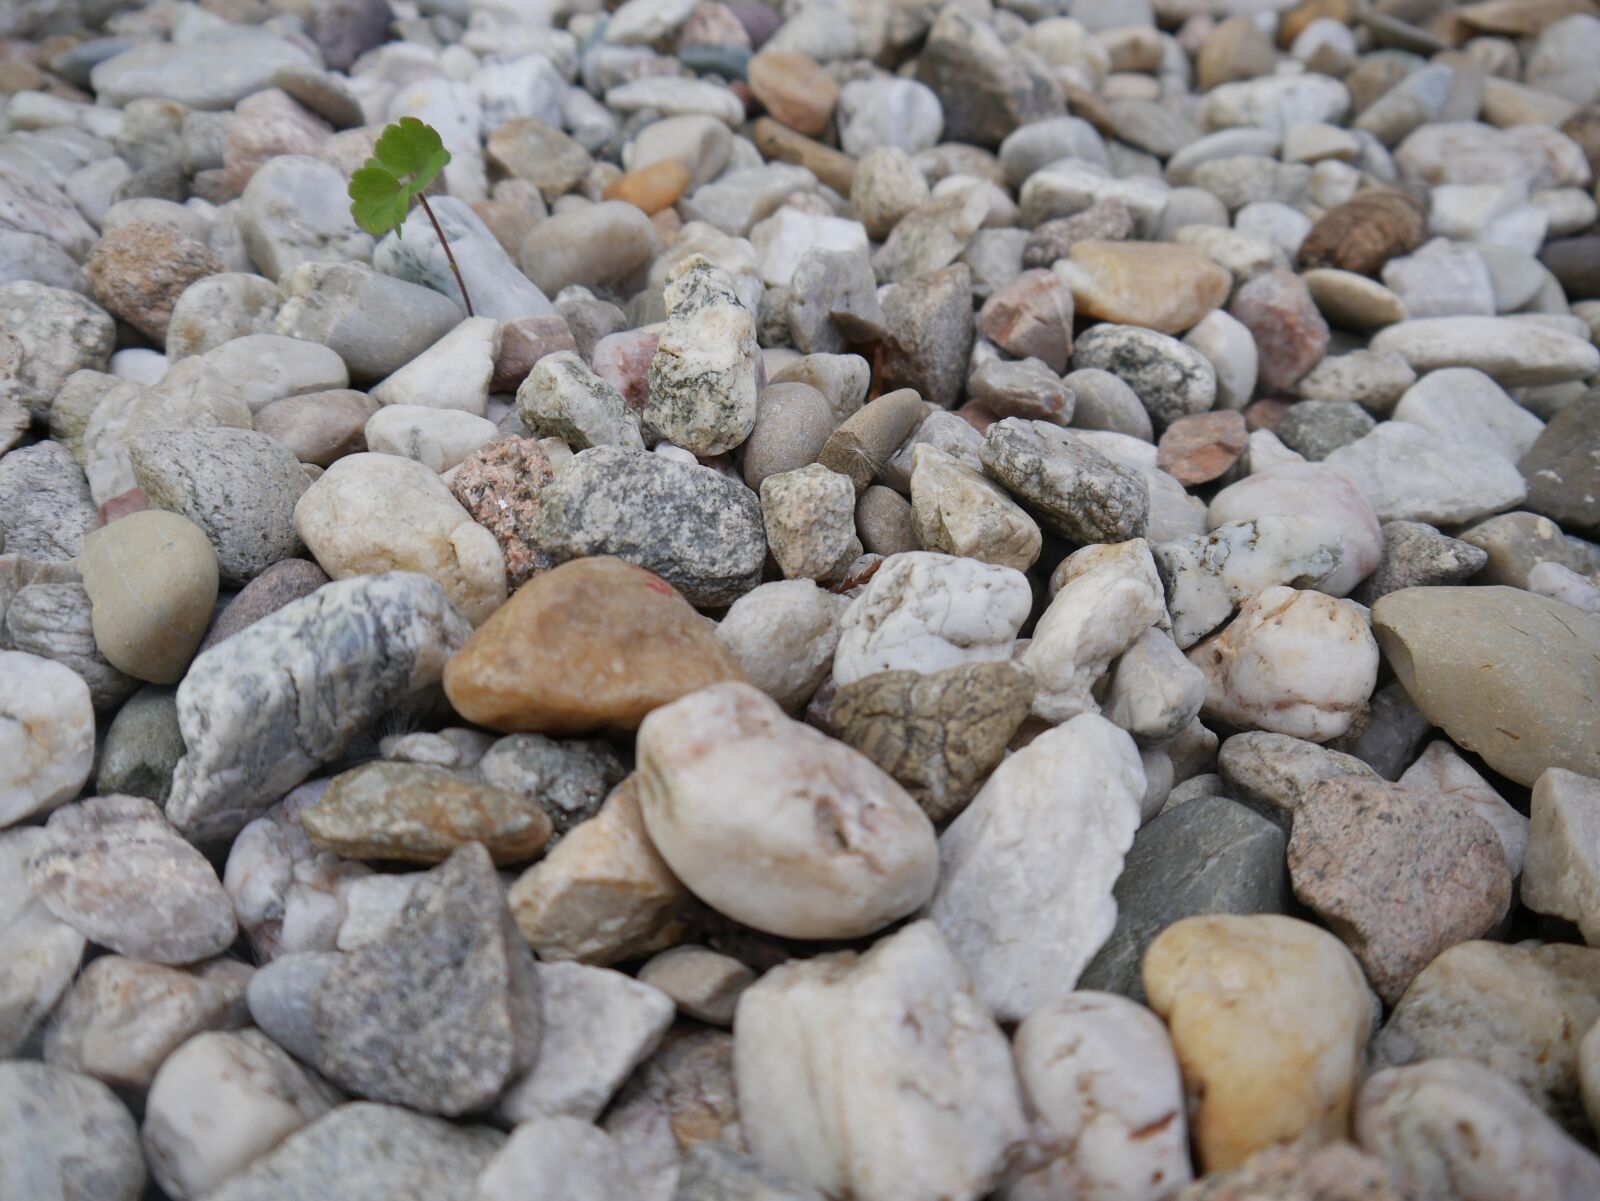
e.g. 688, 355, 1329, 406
364, 406, 496, 473
761, 465, 862, 582
927, 714, 1142, 1021
142, 1028, 338, 1199
604, 161, 692, 216
831, 661, 1032, 825
197, 559, 329, 654
1055, 240, 1230, 337
1216, 731, 1379, 831
1521, 393, 1600, 538
1275, 401, 1374, 462
1071, 324, 1217, 426
86, 221, 223, 343
1357, 1058, 1600, 1201
1189, 586, 1378, 743
1207, 462, 1384, 597
76, 511, 217, 685
674, 1142, 824, 1201
909, 444, 1041, 571
740, 382, 834, 492
1372, 586, 1600, 787
967, 359, 1074, 427
1521, 768, 1600, 943
1382, 238, 1497, 320
201, 1103, 502, 1201
95, 684, 183, 803
1459, 511, 1600, 589
274, 262, 462, 383
1303, 269, 1409, 332
487, 119, 592, 203
1392, 368, 1544, 464
976, 270, 1074, 375
871, 184, 987, 286
747, 50, 836, 136
1025, 540, 1167, 725
535, 447, 766, 607
0, 1062, 145, 1201
165, 273, 284, 359
637, 682, 937, 939
714, 580, 846, 715
237, 155, 373, 284
44, 955, 251, 1093
817, 389, 928, 495
517, 351, 643, 451
1297, 190, 1425, 276
519, 202, 656, 300
1145, 914, 1374, 1173
1352, 522, 1488, 604
1067, 368, 1152, 441
980, 419, 1149, 544
293, 454, 505, 625
0, 650, 93, 827
312, 844, 539, 1116
362, 318, 498, 418
498, 960, 674, 1123
1288, 777, 1511, 1004
475, 1118, 635, 1201
787, 248, 887, 353
736, 921, 1027, 1201
832, 551, 1031, 687
1374, 939, 1600, 1135
1080, 794, 1289, 1000
0, 827, 86, 1056
445, 557, 744, 734
0, 440, 96, 561
1228, 268, 1330, 394
26, 795, 237, 964
639, 947, 753, 1026
447, 437, 555, 590
167, 573, 470, 842
876, 264, 974, 409
200, 334, 349, 415
475, 734, 628, 838
1008, 993, 1194, 1201
257, 389, 378, 467
507, 777, 689, 965
1158, 411, 1248, 485
1396, 740, 1528, 875
301, 762, 552, 866
1103, 626, 1208, 746
1371, 317, 1600, 388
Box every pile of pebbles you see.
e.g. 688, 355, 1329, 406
3, 0, 1600, 1196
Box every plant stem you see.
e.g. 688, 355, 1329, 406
416, 192, 474, 318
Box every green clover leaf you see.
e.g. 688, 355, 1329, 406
346, 117, 453, 238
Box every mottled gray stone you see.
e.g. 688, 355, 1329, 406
1217, 731, 1379, 830
645, 258, 760, 457
979, 418, 1149, 543
787, 248, 886, 354
877, 263, 974, 409
247, 951, 340, 1066
274, 262, 463, 383
1070, 324, 1217, 426
0, 827, 86, 1058
0, 441, 96, 562
26, 795, 238, 965
536, 446, 766, 607
129, 427, 309, 587
1352, 521, 1489, 605
313, 844, 540, 1117
675, 1143, 826, 1201
166, 572, 472, 843
1079, 795, 1289, 1002
1276, 400, 1376, 461
4, 581, 138, 711
0, 281, 114, 421
476, 734, 629, 836
203, 1103, 503, 1201
96, 685, 183, 802
0, 1062, 144, 1201
1520, 391, 1600, 538
517, 350, 644, 451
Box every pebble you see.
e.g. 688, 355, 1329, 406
475, 734, 627, 837
1143, 914, 1375, 1173
909, 443, 1041, 571
1275, 400, 1374, 461
274, 262, 463, 384
1297, 189, 1425, 275
0, 827, 87, 1056
475, 1118, 635, 1201
26, 794, 238, 964
1302, 268, 1410, 331
1008, 993, 1193, 1201
1228, 267, 1330, 394
1371, 586, 1600, 787
714, 579, 845, 714
1071, 322, 1217, 426
445, 557, 742, 734
95, 684, 184, 802
1056, 239, 1230, 336
1352, 521, 1489, 604
1065, 367, 1152, 440
0, 1061, 146, 1201
86, 220, 223, 343
1522, 768, 1600, 943
637, 682, 938, 939
368, 316, 498, 417
0, 439, 98, 561
364, 405, 497, 472
1521, 392, 1600, 538
0, 650, 94, 826
1458, 510, 1600, 589
238, 155, 374, 284
1398, 740, 1529, 877
735, 920, 1026, 1201
980, 418, 1149, 544
928, 713, 1142, 1021
167, 572, 470, 842
741, 381, 834, 491
761, 464, 862, 582
638, 946, 754, 1026
1371, 315, 1600, 387
1157, 410, 1248, 485
877, 264, 975, 409
197, 558, 329, 654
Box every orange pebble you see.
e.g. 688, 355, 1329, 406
602, 159, 691, 216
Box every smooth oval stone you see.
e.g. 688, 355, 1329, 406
0, 1061, 145, 1201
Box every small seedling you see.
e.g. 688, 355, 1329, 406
348, 116, 475, 317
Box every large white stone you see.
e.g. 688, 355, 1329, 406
293, 453, 508, 625
750, 208, 869, 289
1323, 422, 1527, 525
1103, 626, 1208, 747
1207, 461, 1383, 596
0, 828, 86, 1056
926, 714, 1144, 1023
1371, 316, 1600, 387
1390, 367, 1545, 464
1188, 585, 1378, 743
1021, 541, 1166, 724
1521, 768, 1600, 945
1006, 993, 1193, 1201
0, 650, 93, 828
636, 683, 938, 940
735, 920, 1028, 1201
833, 551, 1032, 687
364, 405, 498, 473
1155, 516, 1345, 648
368, 316, 499, 416
475, 1117, 635, 1201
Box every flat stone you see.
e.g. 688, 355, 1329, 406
274, 262, 462, 383
1143, 914, 1375, 1173
1371, 586, 1600, 787
1372, 316, 1600, 387
25, 794, 237, 965
817, 388, 928, 495
735, 921, 1027, 1201
167, 572, 470, 842
1459, 511, 1600, 589
977, 268, 1074, 373
313, 844, 539, 1117
636, 682, 937, 940
90, 35, 315, 110
980, 418, 1149, 543
1158, 411, 1248, 485
909, 443, 1041, 571
1521, 391, 1600, 538
475, 1118, 635, 1201
445, 557, 744, 735
0, 1062, 145, 1201
876, 263, 974, 409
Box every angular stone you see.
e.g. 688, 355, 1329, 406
601, 1029, 739, 1198
1056, 240, 1230, 336
1324, 422, 1527, 525
980, 418, 1149, 543
1229, 267, 1330, 394
0, 440, 96, 562
476, 1117, 635, 1201
909, 443, 1041, 571
1071, 323, 1217, 426
1217, 731, 1378, 830
761, 464, 862, 582
0, 281, 115, 423
877, 263, 974, 409
313, 844, 540, 1117
1521, 768, 1600, 944
1521, 392, 1600, 538
1158, 411, 1248, 486
978, 268, 1074, 373
1352, 521, 1488, 605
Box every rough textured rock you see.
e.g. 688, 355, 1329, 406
0, 440, 97, 561
0, 827, 87, 1058
1522, 768, 1600, 943
0, 650, 94, 827
979, 418, 1149, 543
0, 1061, 146, 1201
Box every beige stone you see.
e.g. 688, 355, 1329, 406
910, 443, 1041, 571
1055, 240, 1231, 336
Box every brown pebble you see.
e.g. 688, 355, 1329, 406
747, 49, 838, 137
1157, 410, 1249, 486
1297, 190, 1426, 277
1244, 398, 1292, 432
493, 315, 579, 393
603, 159, 692, 216
751, 118, 856, 197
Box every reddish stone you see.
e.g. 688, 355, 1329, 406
93, 487, 149, 529
221, 88, 332, 196
1228, 268, 1330, 394
493, 315, 578, 393
449, 436, 556, 589
1157, 410, 1248, 486
977, 269, 1075, 374
592, 329, 662, 419
955, 400, 999, 434
1244, 398, 1292, 432
198, 558, 329, 654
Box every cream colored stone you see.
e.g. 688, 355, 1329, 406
1523, 769, 1600, 944
636, 682, 938, 940
293, 453, 507, 625
364, 405, 497, 473
910, 443, 1041, 572
1143, 913, 1376, 1173
368, 316, 499, 416
1055, 240, 1231, 336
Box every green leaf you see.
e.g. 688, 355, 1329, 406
346, 117, 453, 238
